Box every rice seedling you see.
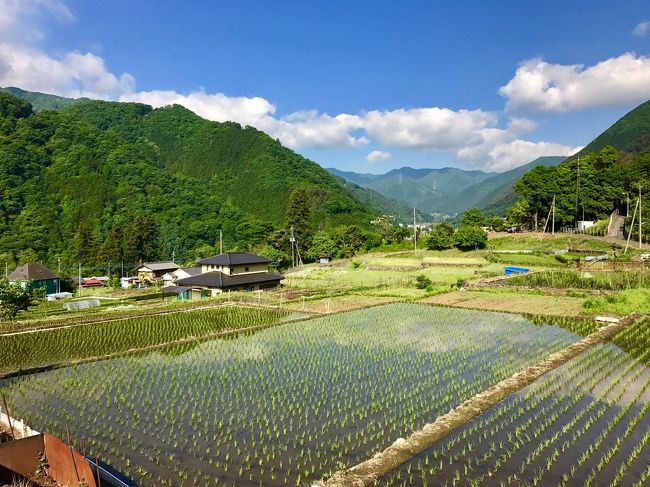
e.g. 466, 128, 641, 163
0, 304, 581, 486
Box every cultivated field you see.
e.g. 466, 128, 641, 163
1, 304, 586, 486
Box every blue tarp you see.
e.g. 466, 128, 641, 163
504, 266, 529, 276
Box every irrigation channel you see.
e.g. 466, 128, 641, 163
0, 304, 647, 486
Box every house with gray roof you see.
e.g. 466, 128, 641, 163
8, 263, 60, 294
176, 252, 283, 297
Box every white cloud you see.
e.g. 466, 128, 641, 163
473, 140, 579, 171
0, 43, 135, 99
500, 53, 650, 113
362, 107, 496, 148
633, 21, 650, 37
122, 90, 275, 127
366, 150, 391, 164
258, 111, 365, 148
0, 0, 72, 42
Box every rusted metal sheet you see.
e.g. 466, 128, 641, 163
0, 434, 44, 478
44, 432, 97, 487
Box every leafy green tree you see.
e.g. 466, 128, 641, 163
0, 279, 40, 320
371, 215, 404, 243
490, 215, 506, 232
426, 222, 455, 250
334, 225, 367, 258
306, 231, 337, 261
506, 197, 530, 227
460, 208, 487, 227
455, 226, 487, 251
0, 92, 32, 119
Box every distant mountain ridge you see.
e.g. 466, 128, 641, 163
328, 156, 565, 216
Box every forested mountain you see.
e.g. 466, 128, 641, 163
575, 99, 650, 156
328, 156, 564, 216
0, 91, 376, 269
510, 99, 650, 233
0, 87, 84, 111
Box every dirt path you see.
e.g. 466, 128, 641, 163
320, 313, 641, 487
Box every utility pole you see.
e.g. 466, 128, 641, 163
575, 157, 580, 229
172, 250, 175, 263
78, 263, 82, 297
413, 207, 417, 253
5, 261, 7, 278
552, 195, 555, 235
639, 184, 643, 248
57, 258, 61, 274
219, 230, 223, 254
290, 226, 296, 268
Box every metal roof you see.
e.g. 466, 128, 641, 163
197, 252, 270, 266
160, 285, 191, 294
138, 262, 180, 272
8, 262, 59, 281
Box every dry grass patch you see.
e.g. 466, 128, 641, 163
422, 290, 585, 316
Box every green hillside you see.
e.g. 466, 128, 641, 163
0, 91, 375, 268
576, 99, 650, 156
473, 156, 565, 214
0, 86, 85, 111
64, 100, 371, 226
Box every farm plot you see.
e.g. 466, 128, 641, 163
380, 317, 650, 487
1, 304, 583, 486
0, 306, 294, 376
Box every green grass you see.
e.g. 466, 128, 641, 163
582, 289, 650, 315
506, 270, 650, 291
487, 234, 626, 253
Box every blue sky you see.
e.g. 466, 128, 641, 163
1, 0, 650, 173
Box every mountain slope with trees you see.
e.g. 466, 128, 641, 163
328, 157, 564, 216
509, 99, 650, 234
0, 91, 377, 270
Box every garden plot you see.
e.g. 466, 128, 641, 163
380, 318, 650, 487
0, 304, 583, 486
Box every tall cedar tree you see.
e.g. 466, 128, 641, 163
124, 215, 160, 265
284, 188, 313, 257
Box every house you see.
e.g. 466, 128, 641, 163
176, 252, 283, 297
120, 276, 140, 289
8, 263, 60, 295
80, 277, 104, 287
162, 267, 201, 287
136, 262, 180, 282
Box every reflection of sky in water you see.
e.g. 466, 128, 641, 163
1, 304, 584, 487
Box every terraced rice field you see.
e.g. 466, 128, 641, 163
0, 304, 588, 486
380, 318, 650, 487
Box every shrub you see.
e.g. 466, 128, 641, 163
415, 274, 432, 289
